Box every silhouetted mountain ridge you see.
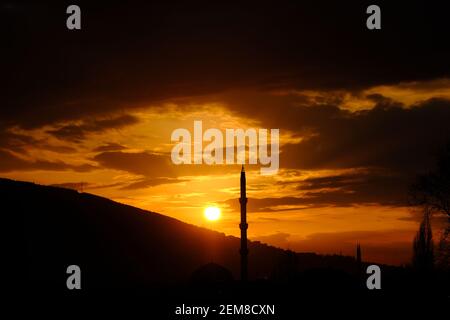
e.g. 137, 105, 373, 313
6, 177, 363, 289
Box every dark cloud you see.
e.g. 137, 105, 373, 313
49, 181, 129, 191
3, 2, 449, 130
297, 171, 410, 206
52, 178, 193, 192
91, 151, 212, 188
46, 115, 139, 142
224, 169, 412, 210
39, 144, 77, 154
92, 151, 176, 177
92, 143, 127, 152
92, 150, 251, 179
0, 150, 96, 173
0, 131, 39, 154
274, 98, 450, 173
120, 177, 187, 190
0, 130, 78, 155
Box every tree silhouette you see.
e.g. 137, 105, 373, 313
412, 211, 434, 272
410, 143, 449, 269
410, 143, 450, 217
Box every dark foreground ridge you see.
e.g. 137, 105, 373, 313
9, 177, 448, 315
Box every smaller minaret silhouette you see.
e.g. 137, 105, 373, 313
239, 165, 248, 281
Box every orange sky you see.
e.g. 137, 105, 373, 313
3, 80, 450, 265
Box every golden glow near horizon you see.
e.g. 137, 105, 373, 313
0, 108, 419, 265
3, 83, 440, 265
204, 206, 221, 221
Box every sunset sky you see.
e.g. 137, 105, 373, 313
3, 2, 450, 265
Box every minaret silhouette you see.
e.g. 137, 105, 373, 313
239, 165, 248, 281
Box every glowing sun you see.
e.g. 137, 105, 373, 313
204, 206, 221, 221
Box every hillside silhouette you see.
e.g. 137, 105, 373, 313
8, 177, 365, 289
12, 176, 448, 315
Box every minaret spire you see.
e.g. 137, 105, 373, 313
239, 165, 248, 281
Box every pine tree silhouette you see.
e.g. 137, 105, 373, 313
412, 211, 434, 273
